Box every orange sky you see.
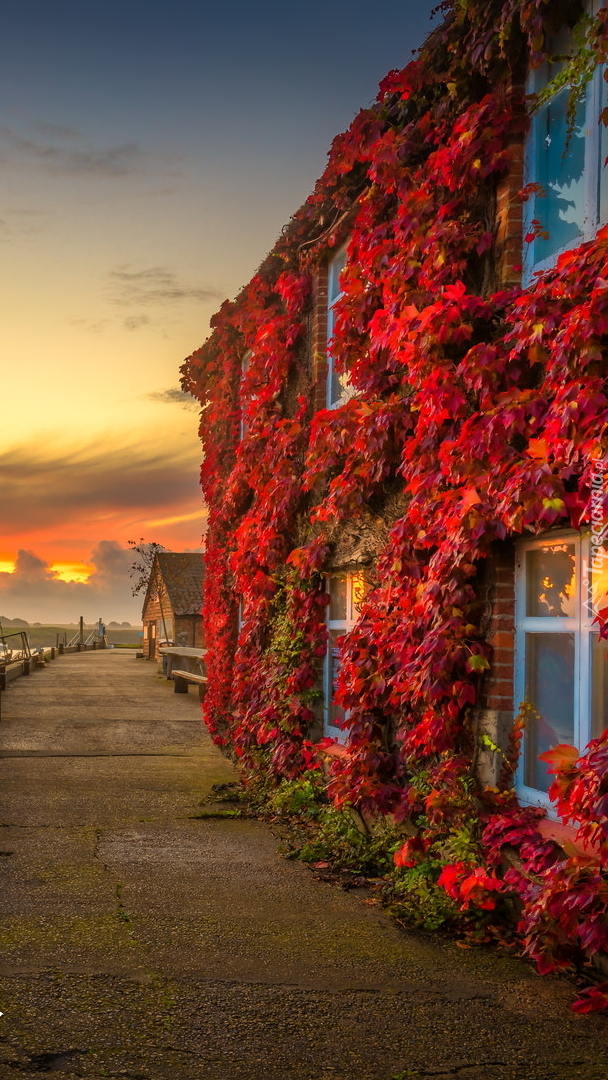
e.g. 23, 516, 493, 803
0, 431, 207, 622
0, 1, 436, 623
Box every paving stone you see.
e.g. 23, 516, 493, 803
1, 651, 607, 1080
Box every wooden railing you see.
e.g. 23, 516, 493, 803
0, 646, 59, 719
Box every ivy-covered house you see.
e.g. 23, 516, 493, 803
182, 0, 608, 1004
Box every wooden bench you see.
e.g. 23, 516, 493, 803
170, 668, 207, 699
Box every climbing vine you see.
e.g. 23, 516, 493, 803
182, 0, 608, 1008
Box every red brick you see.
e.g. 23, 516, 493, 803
487, 695, 514, 709
491, 599, 514, 616
488, 663, 513, 679
494, 583, 514, 600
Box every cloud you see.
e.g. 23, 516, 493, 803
32, 121, 82, 140
13, 549, 57, 581
123, 314, 151, 331
108, 264, 221, 307
0, 206, 48, 244
71, 317, 112, 334
0, 124, 145, 177
86, 540, 133, 585
0, 542, 140, 623
146, 387, 199, 410
0, 438, 203, 536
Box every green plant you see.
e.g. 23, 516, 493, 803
297, 805, 396, 876
267, 771, 327, 820
384, 858, 460, 931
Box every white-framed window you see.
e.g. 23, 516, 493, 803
324, 570, 366, 738
515, 530, 608, 809
524, 5, 608, 279
326, 246, 349, 409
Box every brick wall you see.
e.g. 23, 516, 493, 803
476, 543, 516, 786
483, 545, 516, 713
175, 614, 205, 649
495, 85, 527, 287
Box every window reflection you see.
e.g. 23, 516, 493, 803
524, 632, 575, 791
525, 19, 608, 274
525, 544, 576, 617
327, 247, 351, 408
328, 248, 347, 306
586, 549, 608, 622
592, 633, 608, 739
533, 86, 585, 262
329, 574, 347, 621
325, 571, 366, 737
600, 66, 608, 224
351, 572, 366, 617
328, 628, 346, 730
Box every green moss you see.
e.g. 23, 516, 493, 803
0, 915, 142, 956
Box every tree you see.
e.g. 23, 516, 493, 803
127, 539, 171, 644
127, 539, 166, 596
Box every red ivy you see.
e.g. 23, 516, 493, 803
182, 0, 608, 1009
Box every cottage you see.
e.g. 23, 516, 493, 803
141, 552, 204, 661
181, 0, 608, 993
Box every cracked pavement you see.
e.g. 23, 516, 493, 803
1, 650, 608, 1080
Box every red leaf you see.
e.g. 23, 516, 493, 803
538, 744, 579, 774
572, 983, 608, 1014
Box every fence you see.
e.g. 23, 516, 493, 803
0, 618, 110, 719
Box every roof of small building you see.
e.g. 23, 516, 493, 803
154, 552, 205, 616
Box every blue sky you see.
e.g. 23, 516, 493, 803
0, 0, 438, 621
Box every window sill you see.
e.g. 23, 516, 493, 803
537, 817, 599, 856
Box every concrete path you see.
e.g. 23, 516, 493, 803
1, 651, 608, 1080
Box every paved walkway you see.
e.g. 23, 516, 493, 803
1, 650, 608, 1080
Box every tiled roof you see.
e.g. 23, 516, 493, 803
156, 552, 204, 616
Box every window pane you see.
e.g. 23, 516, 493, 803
600, 68, 608, 224
532, 87, 585, 262
328, 628, 346, 728
350, 572, 366, 619
329, 575, 347, 621
587, 540, 608, 623
329, 358, 342, 407
328, 249, 347, 305
592, 633, 608, 739
524, 632, 575, 791
327, 300, 348, 407
525, 543, 576, 617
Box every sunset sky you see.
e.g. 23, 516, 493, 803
0, 0, 437, 623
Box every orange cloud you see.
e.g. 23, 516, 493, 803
0, 542, 144, 623
49, 563, 92, 584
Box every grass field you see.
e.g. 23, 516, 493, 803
0, 624, 143, 649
